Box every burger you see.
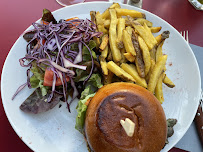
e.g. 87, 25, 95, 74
84, 82, 167, 152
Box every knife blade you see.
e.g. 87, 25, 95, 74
195, 94, 203, 146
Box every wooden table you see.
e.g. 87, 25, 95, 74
0, 0, 202, 151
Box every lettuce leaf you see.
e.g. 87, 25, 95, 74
75, 73, 103, 133
88, 74, 103, 88
75, 85, 96, 133
82, 40, 97, 61
30, 64, 50, 96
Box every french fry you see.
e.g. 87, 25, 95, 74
90, 11, 100, 48
105, 18, 135, 29
117, 18, 125, 49
123, 30, 136, 56
155, 31, 170, 45
101, 3, 121, 19
96, 12, 108, 34
99, 34, 109, 51
148, 55, 168, 93
107, 61, 136, 82
133, 22, 157, 50
121, 63, 147, 88
150, 27, 162, 33
115, 8, 145, 18
137, 36, 151, 75
120, 48, 127, 63
95, 6, 173, 104
156, 41, 167, 78
136, 18, 153, 27
155, 73, 165, 103
150, 46, 157, 61
90, 11, 96, 25
143, 22, 158, 49
124, 53, 135, 62
132, 32, 145, 78
156, 40, 164, 62
103, 71, 114, 85
146, 59, 155, 82
104, 19, 110, 28
109, 3, 121, 9
163, 75, 175, 88
126, 26, 133, 35
109, 9, 122, 62
100, 57, 108, 75
101, 44, 109, 59
155, 35, 162, 44
107, 48, 113, 61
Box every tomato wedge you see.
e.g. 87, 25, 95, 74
43, 69, 69, 86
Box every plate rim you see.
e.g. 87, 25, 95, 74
1, 1, 201, 152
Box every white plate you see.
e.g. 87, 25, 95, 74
1, 2, 201, 152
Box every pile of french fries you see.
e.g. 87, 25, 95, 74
91, 3, 175, 104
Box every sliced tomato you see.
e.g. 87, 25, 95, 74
43, 69, 69, 86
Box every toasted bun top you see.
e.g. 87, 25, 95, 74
85, 83, 167, 152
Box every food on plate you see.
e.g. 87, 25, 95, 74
75, 4, 177, 151
107, 61, 136, 82
85, 83, 167, 152
20, 88, 62, 114
148, 55, 168, 93
12, 3, 177, 151
109, 8, 122, 62
90, 3, 175, 104
12, 8, 103, 113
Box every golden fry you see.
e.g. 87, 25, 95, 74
136, 18, 153, 27
104, 19, 110, 28
126, 26, 133, 35
109, 9, 122, 62
100, 58, 108, 75
150, 46, 157, 61
99, 34, 109, 51
148, 55, 167, 93
121, 63, 147, 88
107, 48, 113, 61
155, 35, 162, 44
101, 44, 108, 59
163, 75, 175, 88
138, 36, 151, 75
90, 11, 100, 48
107, 61, 136, 82
123, 30, 136, 56
155, 73, 164, 103
124, 53, 135, 62
146, 59, 155, 83
133, 23, 157, 50
101, 3, 121, 19
120, 48, 127, 63
117, 18, 125, 49
155, 31, 170, 45
96, 12, 108, 34
150, 27, 162, 33
115, 8, 145, 18
156, 40, 164, 62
